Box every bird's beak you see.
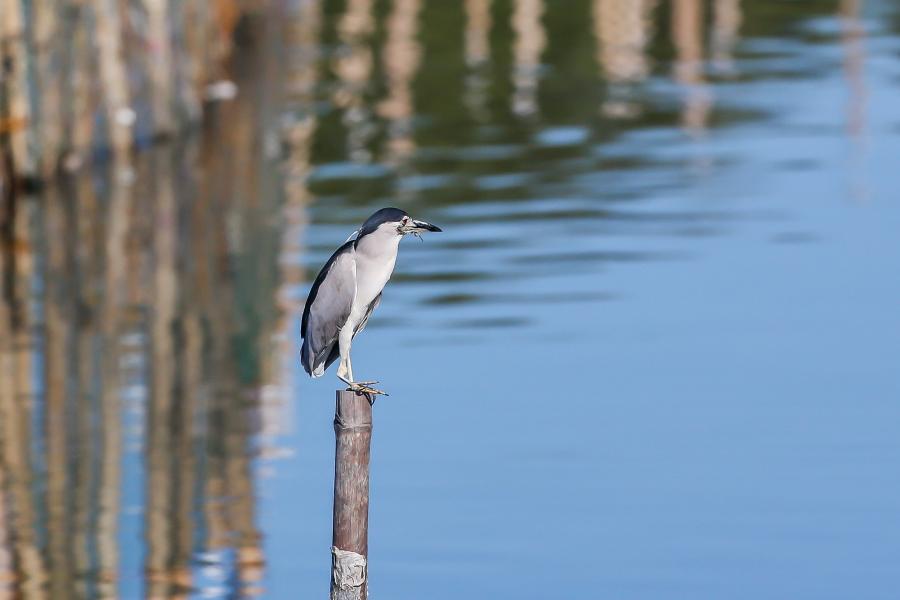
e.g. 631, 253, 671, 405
402, 219, 442, 234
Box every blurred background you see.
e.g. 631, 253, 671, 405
1, 0, 899, 598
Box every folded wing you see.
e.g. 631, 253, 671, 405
301, 242, 356, 377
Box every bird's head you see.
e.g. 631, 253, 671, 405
357, 207, 442, 240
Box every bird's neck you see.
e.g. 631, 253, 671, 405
355, 231, 402, 263
353, 232, 401, 306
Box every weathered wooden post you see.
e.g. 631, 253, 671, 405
331, 390, 373, 599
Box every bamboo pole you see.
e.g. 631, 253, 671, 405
331, 390, 373, 600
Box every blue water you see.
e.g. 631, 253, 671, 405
272, 2, 900, 598
1, 0, 899, 598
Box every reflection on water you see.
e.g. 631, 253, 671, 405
1, 11, 284, 597
3, 0, 900, 597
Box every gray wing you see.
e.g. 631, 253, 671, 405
301, 242, 356, 377
354, 293, 381, 335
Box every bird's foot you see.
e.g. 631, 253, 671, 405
347, 381, 389, 397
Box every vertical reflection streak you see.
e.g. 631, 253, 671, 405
593, 0, 656, 118
465, 0, 491, 119
335, 0, 376, 162
0, 195, 48, 598
0, 0, 37, 178
672, 0, 712, 135
712, 0, 741, 76
1, 6, 283, 598
72, 172, 100, 600
379, 0, 422, 165
466, 0, 492, 67
95, 0, 134, 159
840, 0, 867, 140
44, 183, 75, 600
273, 0, 322, 456
14, 199, 46, 598
96, 160, 132, 598
0, 209, 15, 596
512, 0, 545, 117
840, 0, 869, 203
32, 1, 64, 178
143, 0, 176, 134
145, 152, 181, 597
0, 457, 11, 597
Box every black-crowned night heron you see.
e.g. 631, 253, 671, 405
301, 208, 441, 396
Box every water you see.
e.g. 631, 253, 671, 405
1, 0, 899, 598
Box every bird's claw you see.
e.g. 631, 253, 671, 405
347, 382, 389, 397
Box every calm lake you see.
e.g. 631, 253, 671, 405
1, 0, 899, 598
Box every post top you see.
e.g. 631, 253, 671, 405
335, 390, 373, 430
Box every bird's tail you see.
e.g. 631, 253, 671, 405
300, 339, 313, 376
300, 339, 326, 378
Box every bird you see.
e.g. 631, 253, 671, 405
301, 207, 442, 396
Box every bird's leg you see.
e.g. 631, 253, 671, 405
336, 327, 388, 396
336, 328, 354, 384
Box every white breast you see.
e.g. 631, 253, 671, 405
347, 226, 402, 324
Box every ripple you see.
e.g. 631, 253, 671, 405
422, 291, 617, 307
509, 250, 680, 266
446, 317, 531, 329
473, 173, 535, 191
770, 231, 822, 244
308, 162, 392, 182
393, 271, 492, 283
534, 126, 591, 148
